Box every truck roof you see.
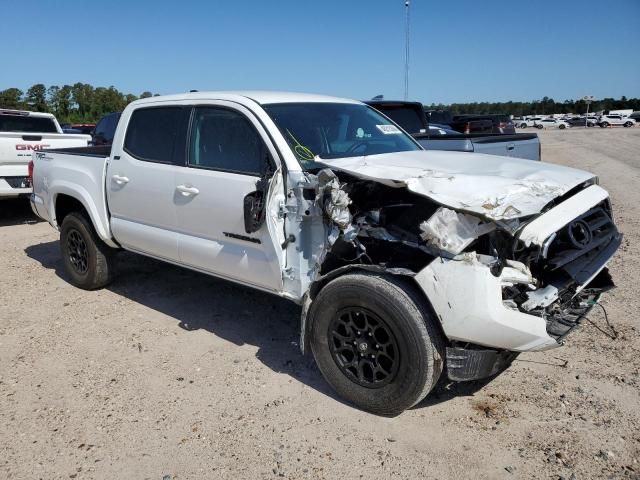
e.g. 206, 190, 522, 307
130, 91, 361, 107
0, 109, 56, 118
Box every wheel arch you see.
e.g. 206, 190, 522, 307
299, 264, 447, 355
51, 187, 118, 248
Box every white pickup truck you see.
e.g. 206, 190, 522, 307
0, 109, 90, 198
30, 92, 621, 415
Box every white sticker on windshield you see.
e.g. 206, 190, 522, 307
376, 124, 402, 134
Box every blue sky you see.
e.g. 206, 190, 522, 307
2, 0, 639, 104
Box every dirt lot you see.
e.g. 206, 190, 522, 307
1, 127, 639, 480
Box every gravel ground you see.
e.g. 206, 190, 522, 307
1, 127, 639, 480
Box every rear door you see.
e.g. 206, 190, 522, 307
174, 103, 286, 293
107, 106, 189, 262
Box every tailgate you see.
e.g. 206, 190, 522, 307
0, 133, 91, 176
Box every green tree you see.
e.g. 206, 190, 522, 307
47, 85, 60, 115
0, 88, 23, 109
71, 83, 94, 119
140, 91, 153, 99
55, 85, 73, 118
124, 94, 138, 105
26, 83, 48, 112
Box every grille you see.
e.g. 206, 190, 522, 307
545, 202, 617, 273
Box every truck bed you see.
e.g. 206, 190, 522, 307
30, 147, 115, 246
414, 132, 541, 161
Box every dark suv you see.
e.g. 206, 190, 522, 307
91, 112, 121, 146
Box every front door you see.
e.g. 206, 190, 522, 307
174, 103, 286, 293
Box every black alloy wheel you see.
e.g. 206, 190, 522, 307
328, 307, 399, 388
67, 228, 89, 274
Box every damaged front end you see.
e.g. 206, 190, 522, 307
287, 163, 620, 382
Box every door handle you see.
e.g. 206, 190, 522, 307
112, 174, 129, 185
176, 185, 200, 196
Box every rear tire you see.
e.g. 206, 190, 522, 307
624, 121, 633, 128
60, 212, 115, 290
309, 273, 444, 416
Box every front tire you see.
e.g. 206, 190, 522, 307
600, 122, 609, 128
536, 124, 543, 129
520, 123, 527, 128
309, 273, 444, 416
559, 124, 566, 129
60, 212, 115, 290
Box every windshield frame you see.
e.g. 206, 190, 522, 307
262, 102, 423, 170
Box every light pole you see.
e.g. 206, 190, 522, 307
404, 1, 411, 101
583, 95, 594, 128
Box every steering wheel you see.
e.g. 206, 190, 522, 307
347, 141, 368, 154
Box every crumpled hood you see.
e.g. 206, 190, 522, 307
317, 150, 595, 220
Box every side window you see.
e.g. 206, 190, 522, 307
124, 107, 185, 164
188, 107, 266, 176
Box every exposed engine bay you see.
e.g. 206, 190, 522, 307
283, 156, 621, 365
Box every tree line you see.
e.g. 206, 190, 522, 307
1, 84, 639, 122
0, 84, 159, 124
426, 96, 640, 116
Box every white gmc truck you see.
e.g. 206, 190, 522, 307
0, 109, 90, 198
30, 92, 621, 415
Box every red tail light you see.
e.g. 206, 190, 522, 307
498, 122, 508, 129
28, 160, 34, 187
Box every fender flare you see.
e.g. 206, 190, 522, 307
49, 182, 118, 248
298, 264, 417, 354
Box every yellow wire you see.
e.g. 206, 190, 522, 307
286, 129, 315, 162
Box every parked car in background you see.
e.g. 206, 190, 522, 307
71, 123, 96, 135
535, 118, 571, 129
91, 112, 121, 145
517, 117, 544, 128
629, 112, 640, 123
462, 114, 515, 134
448, 114, 494, 134
565, 117, 596, 127
366, 100, 540, 160
598, 115, 636, 128
428, 124, 460, 136
424, 109, 453, 127
0, 109, 90, 198
30, 91, 619, 415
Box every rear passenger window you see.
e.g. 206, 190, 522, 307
124, 107, 184, 164
188, 107, 266, 175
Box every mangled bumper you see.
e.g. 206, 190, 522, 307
415, 255, 561, 352
414, 185, 621, 353
415, 255, 616, 352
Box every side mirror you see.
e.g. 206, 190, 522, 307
243, 190, 265, 234
243, 157, 274, 233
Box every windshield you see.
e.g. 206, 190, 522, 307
263, 103, 421, 168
